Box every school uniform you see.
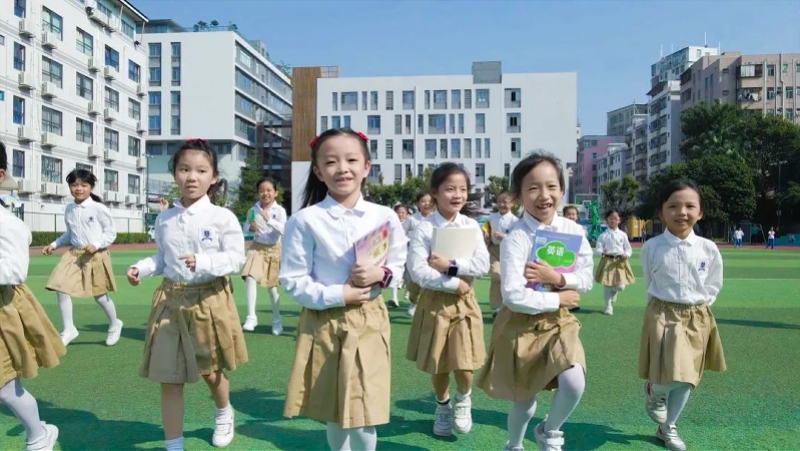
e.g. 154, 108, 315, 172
594, 228, 635, 287
279, 195, 407, 429
486, 212, 519, 310
406, 211, 490, 375
132, 196, 247, 384
241, 201, 287, 288
45, 198, 117, 298
0, 207, 65, 387
477, 213, 593, 401
639, 229, 726, 387
406, 212, 429, 305
400, 215, 420, 287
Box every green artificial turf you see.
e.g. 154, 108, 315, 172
2, 249, 798, 450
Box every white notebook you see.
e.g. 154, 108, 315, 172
431, 227, 478, 260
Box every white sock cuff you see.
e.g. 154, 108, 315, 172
165, 437, 184, 451
456, 389, 472, 400
216, 404, 233, 417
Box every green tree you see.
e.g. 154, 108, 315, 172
364, 167, 433, 208
600, 176, 639, 220
680, 101, 748, 162
634, 164, 690, 220
686, 155, 756, 223
485, 176, 510, 208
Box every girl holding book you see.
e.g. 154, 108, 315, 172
279, 128, 407, 451
594, 209, 634, 316
406, 163, 490, 437
477, 152, 593, 451
406, 192, 434, 316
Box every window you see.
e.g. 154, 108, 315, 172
332, 92, 338, 111
458, 114, 464, 134
76, 28, 93, 56
402, 140, 414, 159
104, 128, 119, 151
767, 65, 775, 76
402, 90, 414, 109
394, 164, 402, 183
464, 89, 472, 109
485, 138, 491, 158
332, 116, 341, 129
367, 115, 381, 135
344, 116, 352, 129
386, 91, 394, 110
320, 116, 328, 132
386, 140, 394, 159
171, 91, 181, 134
767, 88, 776, 100
341, 92, 357, 111
128, 136, 140, 157
451, 90, 461, 109
13, 43, 25, 71
104, 87, 119, 111
0, 35, 4, 45
14, 0, 26, 18
433, 90, 447, 109
368, 165, 381, 183
782, 63, 789, 73
787, 87, 794, 98
121, 18, 135, 38
425, 139, 436, 159
475, 163, 485, 184
96, 1, 112, 16
42, 7, 63, 40
511, 138, 521, 158
369, 140, 378, 159
128, 60, 141, 82
104, 46, 119, 71
476, 89, 490, 108
149, 43, 161, 86
507, 113, 521, 132
362, 91, 368, 110
41, 57, 63, 88
12, 97, 25, 125
505, 88, 521, 108
149, 92, 161, 135
12, 150, 25, 178
464, 138, 472, 158
129, 99, 141, 120
370, 91, 378, 110
451, 139, 461, 158
418, 114, 424, 134
439, 139, 448, 158
146, 143, 163, 155
476, 113, 486, 133
41, 156, 62, 183
449, 114, 455, 134
394, 115, 402, 134
128, 175, 140, 194
76, 118, 93, 143
428, 114, 446, 134
76, 73, 93, 100
171, 42, 181, 86
104, 169, 119, 192
424, 90, 431, 109
41, 107, 62, 135
405, 115, 411, 134
476, 138, 482, 158
504, 163, 510, 178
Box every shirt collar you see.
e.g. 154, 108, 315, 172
430, 209, 461, 227
174, 195, 212, 215
522, 210, 563, 232
663, 228, 698, 246
75, 197, 95, 209
321, 194, 368, 219
252, 201, 277, 212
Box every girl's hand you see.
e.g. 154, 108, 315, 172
179, 254, 197, 272
456, 279, 471, 296
249, 222, 260, 233
343, 282, 372, 305
158, 198, 169, 212
127, 267, 140, 286
493, 231, 505, 240
42, 245, 55, 256
524, 260, 563, 286
350, 264, 384, 288
428, 253, 450, 273
259, 209, 272, 221
558, 290, 580, 308
84, 244, 98, 254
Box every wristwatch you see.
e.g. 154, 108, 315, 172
446, 260, 459, 277
379, 267, 393, 288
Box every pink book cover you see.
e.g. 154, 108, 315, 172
353, 220, 391, 266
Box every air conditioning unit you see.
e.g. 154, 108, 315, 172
86, 6, 108, 26
136, 157, 145, 169
103, 108, 117, 121
104, 149, 118, 161
17, 126, 35, 142
88, 58, 101, 72
136, 196, 145, 206
136, 83, 145, 96
17, 179, 38, 194
103, 66, 117, 80
41, 31, 58, 49
41, 132, 60, 148
105, 192, 119, 202
17, 72, 35, 90
18, 19, 36, 38
88, 145, 102, 158
136, 121, 145, 133
125, 195, 137, 205
42, 182, 59, 196
55, 185, 69, 197
88, 102, 101, 115
41, 81, 59, 98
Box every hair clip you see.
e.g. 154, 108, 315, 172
310, 136, 320, 148
187, 138, 208, 145
356, 132, 369, 142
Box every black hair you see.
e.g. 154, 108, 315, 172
416, 192, 433, 203
301, 128, 370, 208
256, 176, 278, 192
510, 151, 565, 197
66, 168, 103, 203
605, 209, 620, 219
394, 204, 410, 214
657, 179, 705, 213
168, 139, 222, 203
563, 205, 579, 216
429, 162, 479, 217
0, 140, 7, 172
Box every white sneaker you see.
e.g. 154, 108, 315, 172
242, 316, 257, 332
534, 422, 564, 451
645, 382, 667, 424
271, 318, 283, 336
433, 402, 453, 436
503, 443, 524, 451
407, 305, 417, 317
387, 299, 400, 309
26, 422, 58, 451
60, 327, 79, 346
604, 305, 614, 315
452, 394, 473, 434
106, 320, 123, 346
656, 425, 687, 451
212, 407, 234, 448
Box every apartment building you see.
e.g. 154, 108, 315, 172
606, 103, 647, 136
626, 114, 648, 185
596, 142, 630, 187
571, 135, 625, 202
1, 0, 148, 231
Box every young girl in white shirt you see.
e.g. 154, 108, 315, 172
640, 179, 726, 451
0, 142, 65, 451
477, 152, 593, 451
42, 169, 123, 347
240, 177, 287, 335
486, 191, 519, 315
406, 162, 490, 438
279, 128, 407, 451
594, 209, 634, 315
390, 203, 418, 309
126, 139, 247, 451
406, 193, 434, 316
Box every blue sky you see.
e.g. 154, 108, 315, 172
136, 0, 800, 135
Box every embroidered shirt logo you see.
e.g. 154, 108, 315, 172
201, 229, 213, 242
87, 216, 95, 224
699, 261, 707, 272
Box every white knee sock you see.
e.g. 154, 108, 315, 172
391, 286, 399, 302
0, 379, 46, 443
326, 422, 351, 451
93, 294, 118, 324
508, 397, 537, 447
545, 364, 585, 432
57, 292, 75, 331
165, 437, 184, 451
269, 287, 280, 319
665, 383, 692, 427
245, 277, 257, 319
615, 285, 626, 292
349, 426, 377, 451
604, 287, 614, 308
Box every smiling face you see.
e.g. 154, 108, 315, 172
417, 193, 434, 217
497, 193, 514, 215
658, 187, 703, 239
312, 134, 370, 205
564, 208, 579, 222
174, 150, 218, 206
606, 212, 621, 230
258, 180, 277, 208
519, 161, 563, 224
433, 173, 469, 219
395, 205, 409, 222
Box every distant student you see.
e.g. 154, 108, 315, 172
0, 141, 65, 451
562, 205, 583, 313
477, 152, 592, 451
391, 203, 418, 309
279, 129, 407, 451
42, 169, 123, 347
640, 179, 726, 451
766, 227, 776, 249
127, 139, 247, 451
486, 192, 519, 316
240, 177, 287, 335
733, 227, 744, 248
594, 210, 634, 315
406, 192, 434, 316
407, 163, 490, 437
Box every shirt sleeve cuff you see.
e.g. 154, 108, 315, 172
443, 276, 461, 292
561, 273, 580, 290
194, 253, 212, 276
49, 241, 59, 248
543, 292, 561, 312
323, 284, 346, 309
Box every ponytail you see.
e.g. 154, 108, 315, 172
301, 169, 329, 209
90, 193, 103, 204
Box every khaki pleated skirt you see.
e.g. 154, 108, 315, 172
477, 307, 585, 401
45, 248, 117, 297
488, 242, 503, 310
638, 297, 726, 387
140, 278, 248, 384
241, 242, 281, 288
406, 281, 421, 305
284, 297, 390, 428
594, 255, 635, 287
406, 284, 486, 374
0, 285, 66, 386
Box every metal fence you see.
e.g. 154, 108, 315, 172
13, 210, 146, 234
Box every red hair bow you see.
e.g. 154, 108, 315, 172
356, 132, 369, 141
309, 136, 320, 148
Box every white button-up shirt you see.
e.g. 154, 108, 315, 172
408, 210, 490, 293
595, 228, 633, 257
501, 212, 594, 315
132, 196, 245, 284
279, 195, 408, 311
401, 215, 420, 238
0, 206, 31, 286
641, 229, 723, 306
243, 201, 287, 245
487, 211, 519, 245
51, 197, 116, 249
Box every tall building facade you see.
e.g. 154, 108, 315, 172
1, 0, 148, 232
571, 135, 624, 202
606, 103, 647, 136
141, 20, 292, 204
291, 62, 578, 213
627, 114, 648, 186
